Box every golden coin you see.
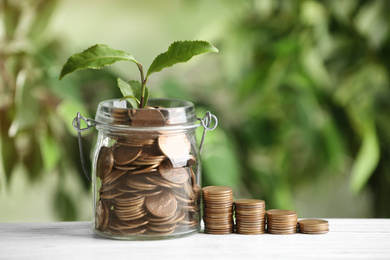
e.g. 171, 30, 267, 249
159, 160, 189, 184
102, 169, 127, 185
132, 109, 166, 127
187, 155, 197, 166
100, 201, 109, 232
99, 182, 117, 193
145, 176, 182, 189
202, 186, 232, 195
171, 190, 193, 203
95, 200, 104, 231
203, 217, 233, 224
109, 225, 148, 235
100, 189, 123, 200
203, 207, 233, 214
125, 177, 159, 190
301, 229, 329, 234
235, 199, 265, 207
131, 109, 165, 127
298, 219, 329, 234
183, 182, 196, 200
114, 145, 142, 166
203, 212, 234, 219
298, 219, 328, 226
204, 228, 234, 235
117, 211, 148, 222
267, 209, 297, 216
203, 202, 233, 208
130, 164, 159, 175
145, 190, 177, 218
114, 165, 138, 171
127, 109, 136, 119
146, 229, 176, 235
147, 223, 177, 233
114, 195, 144, 206
96, 146, 114, 179
113, 218, 149, 230
158, 134, 190, 166
134, 189, 164, 197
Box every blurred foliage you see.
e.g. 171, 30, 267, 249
192, 0, 390, 217
0, 0, 119, 220
1, 0, 390, 220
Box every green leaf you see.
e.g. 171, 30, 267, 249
146, 40, 218, 77
117, 78, 139, 108
350, 123, 380, 194
59, 44, 138, 80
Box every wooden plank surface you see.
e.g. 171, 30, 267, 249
0, 219, 389, 260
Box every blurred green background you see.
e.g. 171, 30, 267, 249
1, 0, 390, 222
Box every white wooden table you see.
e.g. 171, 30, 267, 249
0, 219, 389, 259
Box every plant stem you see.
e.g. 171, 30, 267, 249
137, 62, 146, 108
141, 77, 148, 108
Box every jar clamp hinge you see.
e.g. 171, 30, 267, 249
197, 111, 218, 154
72, 112, 96, 182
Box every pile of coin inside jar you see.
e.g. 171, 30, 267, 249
202, 186, 329, 235
95, 108, 201, 236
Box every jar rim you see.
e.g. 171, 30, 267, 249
97, 98, 195, 111
94, 98, 199, 131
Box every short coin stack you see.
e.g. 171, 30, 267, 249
202, 186, 234, 234
298, 219, 329, 234
266, 209, 298, 234
235, 199, 266, 235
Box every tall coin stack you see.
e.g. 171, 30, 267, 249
266, 209, 298, 234
298, 219, 329, 234
234, 199, 266, 235
202, 186, 234, 234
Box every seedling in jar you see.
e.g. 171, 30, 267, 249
59, 40, 218, 108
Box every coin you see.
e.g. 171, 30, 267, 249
114, 145, 142, 166
145, 176, 182, 189
158, 133, 190, 167
234, 199, 266, 235
102, 169, 127, 185
267, 209, 297, 217
202, 186, 234, 235
111, 108, 132, 125
96, 146, 114, 179
132, 109, 166, 127
266, 209, 298, 235
298, 219, 329, 234
126, 177, 158, 190
99, 200, 109, 232
145, 190, 177, 218
159, 160, 189, 184
202, 186, 233, 195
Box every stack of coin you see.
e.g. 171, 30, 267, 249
266, 209, 298, 234
202, 186, 234, 234
94, 108, 201, 236
234, 199, 266, 235
298, 219, 329, 234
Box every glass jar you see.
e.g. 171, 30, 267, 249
74, 98, 217, 240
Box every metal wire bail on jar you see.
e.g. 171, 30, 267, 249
72, 98, 217, 240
